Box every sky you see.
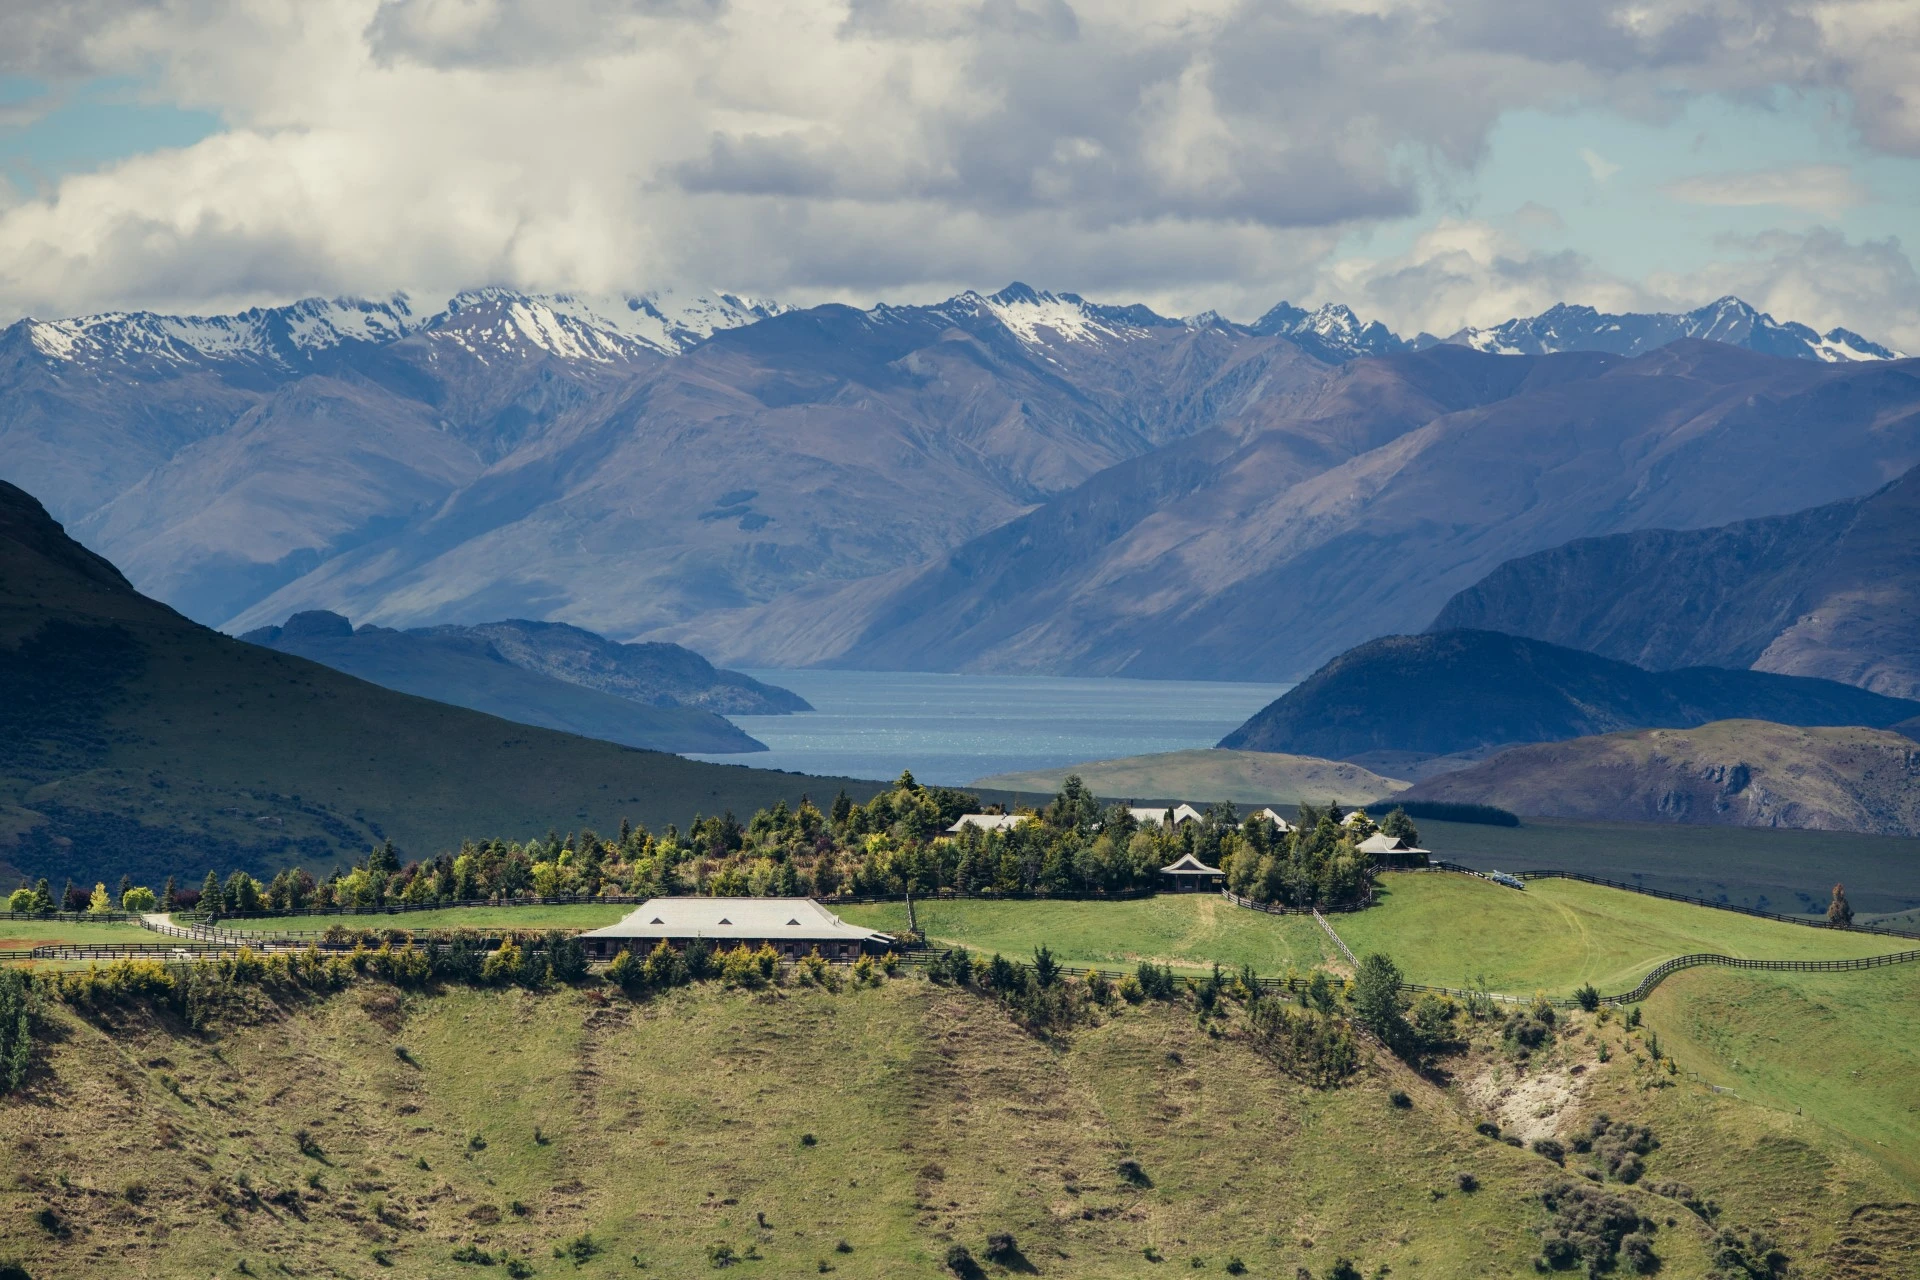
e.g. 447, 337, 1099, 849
2, 0, 1918, 347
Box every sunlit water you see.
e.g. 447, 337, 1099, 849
684, 669, 1291, 787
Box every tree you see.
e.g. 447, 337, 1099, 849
86, 883, 113, 915
831, 790, 853, 828
1379, 807, 1420, 846
162, 876, 177, 909
1032, 944, 1060, 988
201, 871, 223, 919
368, 839, 399, 875
6, 887, 34, 913
1827, 883, 1853, 929
122, 886, 158, 913
1352, 952, 1415, 1058
0, 967, 33, 1095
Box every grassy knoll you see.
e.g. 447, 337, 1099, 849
1642, 963, 1920, 1190
838, 895, 1335, 974
0, 976, 1733, 1279
1334, 873, 1909, 997
192, 904, 633, 935
1420, 815, 1920, 918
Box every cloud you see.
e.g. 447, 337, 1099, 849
1665, 163, 1867, 214
1580, 148, 1621, 182
1653, 226, 1920, 350
0, 0, 1915, 323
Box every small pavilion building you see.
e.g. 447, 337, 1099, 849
575, 897, 895, 962
1356, 832, 1431, 867
1159, 852, 1225, 891
1131, 803, 1204, 828
947, 813, 1029, 834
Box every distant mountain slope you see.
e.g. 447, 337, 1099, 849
712, 341, 1920, 678
1400, 720, 1920, 836
427, 619, 808, 714
3, 283, 1901, 659
0, 479, 879, 889
238, 611, 767, 753
972, 748, 1408, 807
1431, 297, 1904, 363
1430, 463, 1920, 699
1219, 631, 1920, 760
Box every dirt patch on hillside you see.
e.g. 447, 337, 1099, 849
1460, 1059, 1585, 1144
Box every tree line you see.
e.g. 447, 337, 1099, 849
10, 773, 1421, 920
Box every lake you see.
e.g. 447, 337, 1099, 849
685, 669, 1290, 787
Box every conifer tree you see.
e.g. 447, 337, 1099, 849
1827, 883, 1854, 928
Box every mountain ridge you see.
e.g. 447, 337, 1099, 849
1430, 463, 1920, 698
1218, 630, 1920, 760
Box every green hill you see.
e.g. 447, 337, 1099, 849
0, 479, 881, 889
972, 748, 1409, 806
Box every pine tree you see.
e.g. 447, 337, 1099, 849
1827, 883, 1854, 928
201, 870, 223, 919
162, 876, 177, 909
831, 790, 853, 829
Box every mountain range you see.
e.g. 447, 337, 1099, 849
4, 284, 1913, 686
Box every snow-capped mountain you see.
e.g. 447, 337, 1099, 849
11, 288, 788, 370
1248, 301, 1406, 361
18, 294, 427, 367
1437, 298, 1905, 363
927, 282, 1182, 351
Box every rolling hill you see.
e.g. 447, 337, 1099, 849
1218, 630, 1920, 760
238, 611, 772, 754
1431, 462, 1920, 699
0, 479, 881, 889
1401, 720, 1920, 835
971, 748, 1409, 807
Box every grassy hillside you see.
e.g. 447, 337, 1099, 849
1642, 964, 1920, 1190
1335, 874, 1907, 995
1405, 719, 1920, 837
0, 973, 1771, 1280
971, 748, 1409, 806
843, 875, 1909, 996
0, 479, 884, 890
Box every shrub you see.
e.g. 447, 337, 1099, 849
0, 969, 38, 1095
1085, 968, 1112, 1005
707, 1243, 738, 1268
944, 1244, 976, 1273
1456, 1172, 1478, 1193
1225, 1258, 1246, 1275
1117, 974, 1144, 1003
1031, 944, 1060, 987
1245, 996, 1360, 1087
606, 949, 641, 992
1574, 983, 1600, 1012
850, 954, 877, 986
1328, 1260, 1362, 1280
547, 933, 589, 984
1531, 1137, 1566, 1165
554, 1233, 600, 1266
1536, 1180, 1658, 1274
1118, 1159, 1152, 1187
984, 1233, 1018, 1264
1389, 1090, 1412, 1109
121, 886, 158, 913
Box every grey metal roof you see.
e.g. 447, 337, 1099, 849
1159, 853, 1224, 875
577, 897, 893, 944
947, 814, 1028, 833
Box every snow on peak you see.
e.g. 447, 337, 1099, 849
436, 288, 789, 360
22, 294, 423, 365
1249, 300, 1405, 360
947, 283, 1162, 348
1444, 297, 1901, 363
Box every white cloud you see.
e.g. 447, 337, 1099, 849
1580, 147, 1622, 182
1665, 163, 1867, 214
1653, 226, 1920, 349
0, 0, 1914, 323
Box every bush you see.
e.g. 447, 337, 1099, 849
1117, 974, 1144, 1003
121, 886, 158, 913
554, 1233, 600, 1266
944, 1244, 976, 1274
706, 1243, 738, 1268
1531, 1137, 1566, 1164
606, 949, 641, 992
1225, 1258, 1246, 1275
0, 969, 37, 1095
1574, 983, 1600, 1012
984, 1233, 1018, 1264
1456, 1172, 1478, 1193
1537, 1181, 1658, 1274
1328, 1260, 1362, 1280
1245, 995, 1360, 1087
1389, 1090, 1412, 1109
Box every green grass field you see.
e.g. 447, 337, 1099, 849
0, 917, 154, 948
1333, 873, 1909, 996
190, 904, 633, 935
838, 895, 1336, 975
1643, 963, 1920, 1190
846, 874, 1912, 998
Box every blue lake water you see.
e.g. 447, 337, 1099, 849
685, 669, 1291, 787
